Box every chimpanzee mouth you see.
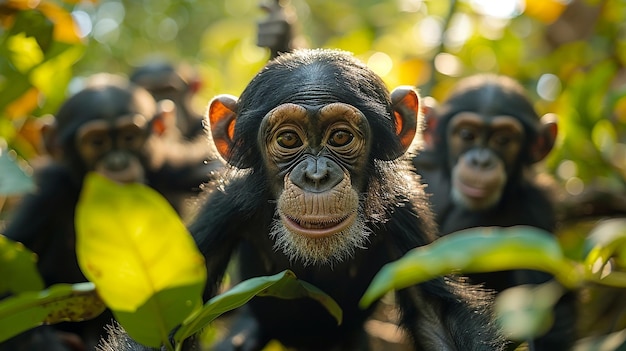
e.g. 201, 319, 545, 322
280, 212, 357, 238
456, 179, 488, 199
96, 166, 145, 185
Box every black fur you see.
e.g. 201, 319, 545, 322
416, 74, 576, 351
188, 49, 505, 351
2, 76, 211, 351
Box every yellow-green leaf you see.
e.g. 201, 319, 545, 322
75, 173, 207, 313
6, 32, 44, 73
0, 282, 105, 343
0, 234, 43, 294
114, 284, 204, 348
583, 218, 626, 286
360, 226, 581, 308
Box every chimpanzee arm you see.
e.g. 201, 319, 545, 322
188, 175, 267, 299
385, 205, 506, 351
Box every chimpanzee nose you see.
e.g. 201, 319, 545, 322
467, 149, 496, 169
289, 156, 344, 193
104, 151, 131, 171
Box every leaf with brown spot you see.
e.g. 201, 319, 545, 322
0, 282, 105, 343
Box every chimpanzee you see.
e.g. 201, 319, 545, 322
1, 74, 212, 350
178, 49, 504, 351
129, 60, 204, 142
256, 0, 298, 59
414, 74, 576, 350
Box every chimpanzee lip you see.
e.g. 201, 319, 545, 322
96, 168, 142, 184
455, 177, 488, 199
281, 212, 357, 238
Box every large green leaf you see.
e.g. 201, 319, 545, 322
75, 173, 207, 348
0, 234, 43, 295
360, 226, 581, 308
174, 270, 343, 345
0, 282, 105, 342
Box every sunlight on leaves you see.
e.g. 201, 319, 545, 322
0, 234, 42, 295
75, 173, 207, 348
583, 218, 626, 287
38, 2, 82, 44
523, 0, 567, 23
75, 173, 206, 312
360, 226, 581, 308
4, 87, 40, 119
7, 33, 44, 73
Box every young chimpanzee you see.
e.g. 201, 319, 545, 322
180, 49, 504, 351
129, 61, 204, 142
415, 74, 576, 350
1, 74, 211, 350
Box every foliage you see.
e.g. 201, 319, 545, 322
1, 0, 626, 349
361, 223, 626, 343
0, 282, 105, 343
0, 175, 341, 349
74, 173, 341, 350
0, 234, 43, 296
0, 234, 105, 342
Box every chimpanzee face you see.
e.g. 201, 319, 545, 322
446, 112, 525, 211
257, 102, 372, 265
206, 50, 420, 265
76, 114, 152, 184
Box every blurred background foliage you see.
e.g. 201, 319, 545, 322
1, 0, 626, 347
1, 0, 625, 205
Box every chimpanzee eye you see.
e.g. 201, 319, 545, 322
118, 127, 144, 149
85, 133, 111, 151
458, 128, 476, 142
492, 133, 512, 146
277, 131, 302, 149
328, 130, 354, 147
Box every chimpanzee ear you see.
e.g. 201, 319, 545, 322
153, 99, 177, 136
531, 113, 558, 163
207, 94, 238, 162
40, 115, 62, 160
420, 96, 439, 149
390, 86, 419, 158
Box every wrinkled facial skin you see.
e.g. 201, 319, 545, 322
260, 102, 372, 265
76, 114, 150, 184
447, 112, 524, 211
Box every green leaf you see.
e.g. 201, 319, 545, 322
495, 280, 564, 341
0, 149, 35, 196
0, 234, 43, 295
114, 284, 204, 349
583, 218, 626, 287
360, 226, 580, 308
573, 328, 626, 351
75, 173, 207, 348
174, 270, 343, 345
0, 282, 105, 343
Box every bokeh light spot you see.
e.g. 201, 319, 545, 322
434, 53, 463, 77
537, 73, 561, 101
367, 52, 394, 78
557, 159, 577, 180
72, 11, 92, 38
